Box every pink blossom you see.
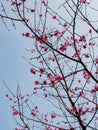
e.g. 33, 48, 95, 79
55, 76, 62, 81
51, 113, 56, 118
63, 23, 67, 27
30, 68, 36, 74
78, 91, 83, 97
95, 86, 98, 91
31, 9, 35, 12
39, 14, 43, 17
50, 79, 55, 86
39, 68, 45, 73
34, 80, 39, 85
52, 15, 57, 19
42, 0, 47, 6
83, 70, 90, 81
33, 91, 37, 94
41, 35, 48, 41
11, 2, 16, 5
79, 35, 86, 42
95, 58, 98, 64
31, 111, 36, 116
89, 29, 92, 33
22, 32, 30, 37
5, 94, 8, 97
35, 106, 38, 110
80, 0, 86, 3
90, 89, 96, 93
78, 107, 82, 113
47, 73, 52, 79
89, 42, 95, 46
71, 107, 76, 112
59, 46, 66, 52
13, 111, 19, 115
43, 80, 47, 85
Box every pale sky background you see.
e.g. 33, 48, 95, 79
0, 1, 65, 129
0, 0, 98, 130
0, 19, 34, 129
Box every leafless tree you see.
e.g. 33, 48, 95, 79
1, 0, 98, 130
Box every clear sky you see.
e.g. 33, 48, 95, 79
0, 18, 34, 129
0, 1, 64, 129
0, 20, 57, 130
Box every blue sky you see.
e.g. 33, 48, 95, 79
0, 1, 63, 129
0, 22, 57, 129
0, 19, 34, 129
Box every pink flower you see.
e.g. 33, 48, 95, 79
51, 113, 56, 118
31, 111, 36, 116
63, 23, 67, 27
25, 32, 30, 37
54, 30, 60, 36
33, 91, 37, 94
30, 68, 36, 74
22, 32, 30, 37
39, 14, 43, 17
71, 107, 76, 112
55, 76, 62, 81
39, 68, 45, 73
80, 0, 86, 3
78, 80, 81, 83
13, 111, 19, 115
59, 46, 66, 52
95, 58, 98, 64
50, 79, 55, 86
83, 54, 89, 58
79, 35, 86, 42
90, 89, 96, 93
95, 86, 98, 91
35, 106, 38, 110
11, 2, 16, 5
17, 3, 22, 6
89, 42, 95, 46
89, 29, 92, 33
78, 107, 82, 113
43, 80, 47, 85
78, 91, 83, 97
34, 80, 39, 85
41, 35, 48, 41
11, 2, 22, 6
52, 15, 57, 19
47, 73, 52, 79
44, 118, 48, 122
10, 98, 12, 100
31, 9, 35, 12
83, 70, 90, 80
5, 94, 8, 97
42, 0, 47, 6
